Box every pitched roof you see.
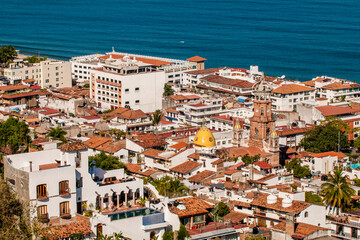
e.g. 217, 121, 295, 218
188, 152, 200, 160
309, 151, 347, 159
1, 91, 39, 99
254, 161, 273, 170
201, 74, 253, 88
0, 84, 29, 91
169, 142, 187, 150
256, 174, 277, 182
58, 141, 88, 152
170, 161, 202, 174
229, 200, 251, 208
187, 56, 207, 62
119, 109, 147, 120
96, 140, 126, 153
169, 197, 212, 217
223, 211, 250, 223
321, 82, 360, 90
272, 84, 315, 95
83, 136, 112, 149
276, 127, 314, 136
272, 222, 329, 239
188, 170, 216, 183
223, 170, 241, 175
142, 148, 163, 158
315, 105, 359, 117
211, 158, 225, 165
132, 133, 168, 148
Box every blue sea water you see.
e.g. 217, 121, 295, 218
0, 0, 359, 81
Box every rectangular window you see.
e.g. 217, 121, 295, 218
37, 184, 47, 199
125, 89, 129, 93
59, 180, 69, 195
37, 205, 48, 217
135, 100, 140, 104
135, 87, 139, 92
60, 201, 70, 216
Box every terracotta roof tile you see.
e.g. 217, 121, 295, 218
254, 161, 273, 170
1, 91, 39, 99
223, 211, 250, 223
185, 67, 223, 75
211, 158, 225, 165
272, 222, 329, 239
201, 74, 253, 88
272, 84, 315, 95
0, 84, 29, 91
142, 148, 163, 158
169, 142, 187, 150
169, 197, 212, 217
229, 200, 251, 208
223, 170, 241, 175
100, 54, 171, 66
315, 105, 359, 117
170, 161, 202, 174
96, 140, 126, 153
133, 133, 168, 149
256, 174, 277, 182
309, 151, 347, 159
84, 136, 112, 149
187, 56, 207, 62
58, 141, 88, 152
188, 170, 216, 183
276, 127, 314, 136
188, 152, 200, 160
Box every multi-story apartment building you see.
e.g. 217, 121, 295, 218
89, 54, 166, 112
271, 84, 316, 111
180, 98, 224, 126
70, 54, 105, 83
3, 60, 72, 88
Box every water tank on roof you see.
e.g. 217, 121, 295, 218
267, 194, 277, 204
282, 196, 292, 208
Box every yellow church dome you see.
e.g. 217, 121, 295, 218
193, 126, 216, 148
270, 131, 278, 137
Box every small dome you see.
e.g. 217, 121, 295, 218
267, 194, 277, 204
193, 126, 216, 148
270, 131, 278, 137
282, 197, 292, 208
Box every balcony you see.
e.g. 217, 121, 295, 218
39, 213, 49, 223
60, 212, 71, 219
59, 188, 71, 197
37, 193, 49, 201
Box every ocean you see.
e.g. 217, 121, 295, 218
0, 0, 359, 81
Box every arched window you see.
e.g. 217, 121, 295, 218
304, 211, 308, 218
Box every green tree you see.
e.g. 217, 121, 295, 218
162, 231, 174, 240
47, 125, 67, 143
89, 151, 128, 172
150, 110, 163, 126
149, 176, 188, 198
354, 137, 360, 151
110, 129, 126, 140
242, 154, 260, 166
0, 117, 32, 154
0, 179, 42, 238
286, 158, 311, 178
305, 192, 323, 205
0, 45, 17, 66
321, 167, 355, 214
177, 224, 190, 240
213, 202, 230, 220
24, 55, 47, 63
83, 83, 90, 88
299, 117, 350, 153
163, 84, 174, 96
341, 95, 346, 102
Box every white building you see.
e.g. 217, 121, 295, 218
70, 54, 105, 83
4, 141, 170, 239
89, 54, 166, 112
271, 84, 316, 111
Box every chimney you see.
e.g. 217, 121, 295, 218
29, 161, 33, 172
285, 213, 295, 235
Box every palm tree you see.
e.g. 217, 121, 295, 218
149, 110, 163, 132
46, 125, 67, 143
321, 167, 355, 215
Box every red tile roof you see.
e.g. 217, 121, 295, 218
30, 85, 41, 90
187, 56, 207, 62
315, 105, 359, 117
188, 170, 216, 183
272, 84, 315, 95
169, 197, 212, 217
310, 151, 347, 159
1, 91, 39, 99
0, 84, 29, 91
201, 74, 253, 88
272, 222, 329, 239
254, 161, 273, 170
223, 211, 250, 223
99, 54, 172, 66
142, 148, 163, 158
58, 141, 88, 152
169, 142, 187, 150
170, 161, 202, 174
96, 140, 126, 153
84, 136, 112, 149
223, 170, 241, 175
276, 127, 314, 136
132, 133, 168, 149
